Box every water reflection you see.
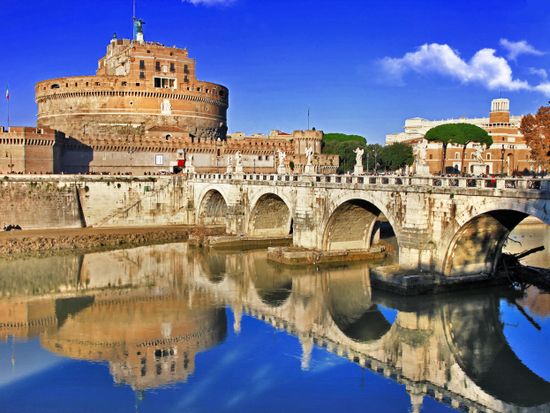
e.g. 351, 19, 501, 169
0, 244, 548, 413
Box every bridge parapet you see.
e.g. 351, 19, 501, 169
188, 172, 550, 195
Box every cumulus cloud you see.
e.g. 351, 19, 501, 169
182, 0, 235, 5
380, 43, 530, 92
499, 38, 544, 61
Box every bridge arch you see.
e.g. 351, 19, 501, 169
321, 195, 399, 252
197, 187, 229, 227
247, 191, 293, 237
442, 199, 550, 276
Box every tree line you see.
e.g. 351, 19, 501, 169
322, 133, 413, 174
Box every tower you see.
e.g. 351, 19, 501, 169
489, 98, 510, 124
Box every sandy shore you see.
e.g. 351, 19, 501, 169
0, 225, 225, 258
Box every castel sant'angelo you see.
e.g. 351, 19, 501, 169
1, 19, 338, 175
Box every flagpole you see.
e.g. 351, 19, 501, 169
6, 85, 9, 129
307, 107, 310, 130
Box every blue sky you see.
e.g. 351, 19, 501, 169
1, 0, 550, 143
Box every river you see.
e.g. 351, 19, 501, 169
0, 225, 548, 413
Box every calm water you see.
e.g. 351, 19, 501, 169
0, 240, 549, 413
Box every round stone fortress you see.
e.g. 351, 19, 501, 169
36, 33, 228, 142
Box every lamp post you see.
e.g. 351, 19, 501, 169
500, 145, 506, 177
253, 157, 256, 174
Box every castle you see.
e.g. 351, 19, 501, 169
1, 21, 338, 175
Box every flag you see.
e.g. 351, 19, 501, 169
5, 87, 9, 101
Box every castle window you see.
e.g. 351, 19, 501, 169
154, 77, 176, 89
486, 153, 492, 160
139, 60, 145, 70
140, 71, 145, 79
219, 90, 225, 96
184, 75, 189, 83
135, 83, 140, 86
184, 65, 189, 74
121, 81, 127, 86
50, 84, 60, 89
155, 61, 161, 71
170, 63, 175, 72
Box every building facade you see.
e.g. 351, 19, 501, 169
386, 98, 535, 175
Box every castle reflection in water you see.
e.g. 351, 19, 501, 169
0, 243, 548, 413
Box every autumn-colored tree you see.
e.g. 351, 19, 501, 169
520, 106, 550, 173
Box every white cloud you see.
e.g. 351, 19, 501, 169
380, 43, 529, 92
182, 0, 235, 5
500, 38, 544, 61
529, 67, 548, 80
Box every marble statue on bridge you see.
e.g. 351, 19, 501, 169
226, 155, 233, 174
414, 139, 430, 176
234, 151, 244, 174
185, 154, 195, 174
353, 147, 364, 175
277, 150, 287, 175
304, 145, 315, 175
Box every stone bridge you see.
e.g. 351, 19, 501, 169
187, 173, 550, 277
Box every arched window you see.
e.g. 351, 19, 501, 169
486, 153, 492, 160
50, 84, 60, 89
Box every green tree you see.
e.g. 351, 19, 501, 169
380, 142, 414, 171
322, 133, 367, 173
425, 123, 492, 174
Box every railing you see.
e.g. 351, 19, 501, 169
187, 172, 550, 192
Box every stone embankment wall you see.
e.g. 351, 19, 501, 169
0, 179, 82, 229
0, 175, 194, 230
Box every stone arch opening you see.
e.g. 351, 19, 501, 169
198, 189, 228, 226
248, 193, 292, 237
323, 199, 395, 252
443, 210, 544, 277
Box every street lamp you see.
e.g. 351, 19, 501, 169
500, 145, 506, 177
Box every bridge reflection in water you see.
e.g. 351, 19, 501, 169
0, 243, 548, 412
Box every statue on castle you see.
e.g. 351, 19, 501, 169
134, 18, 145, 34
353, 147, 364, 175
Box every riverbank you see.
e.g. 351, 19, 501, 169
0, 225, 225, 259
